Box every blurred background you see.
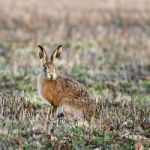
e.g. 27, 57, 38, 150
0, 0, 150, 149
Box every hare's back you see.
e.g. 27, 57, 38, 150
58, 75, 95, 100
58, 75, 87, 92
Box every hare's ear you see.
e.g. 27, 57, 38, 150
51, 45, 62, 64
38, 45, 48, 64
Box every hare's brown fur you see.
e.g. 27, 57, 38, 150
38, 45, 96, 122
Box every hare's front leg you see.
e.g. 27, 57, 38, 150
44, 105, 57, 130
47, 105, 57, 120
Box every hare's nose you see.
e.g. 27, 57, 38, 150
50, 75, 53, 78
50, 75, 54, 79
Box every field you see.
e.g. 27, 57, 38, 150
0, 0, 150, 149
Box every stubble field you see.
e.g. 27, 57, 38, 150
0, 0, 150, 149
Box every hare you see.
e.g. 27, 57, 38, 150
38, 45, 96, 123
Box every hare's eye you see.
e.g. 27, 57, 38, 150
43, 65, 47, 70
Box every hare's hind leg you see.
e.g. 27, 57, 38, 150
61, 102, 85, 123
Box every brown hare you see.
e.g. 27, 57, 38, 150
38, 45, 96, 123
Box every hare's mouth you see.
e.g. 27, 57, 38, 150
47, 74, 56, 80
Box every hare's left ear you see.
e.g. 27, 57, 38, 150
51, 45, 62, 64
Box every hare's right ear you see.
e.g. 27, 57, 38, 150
38, 45, 48, 64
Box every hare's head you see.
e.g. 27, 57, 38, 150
38, 45, 62, 80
